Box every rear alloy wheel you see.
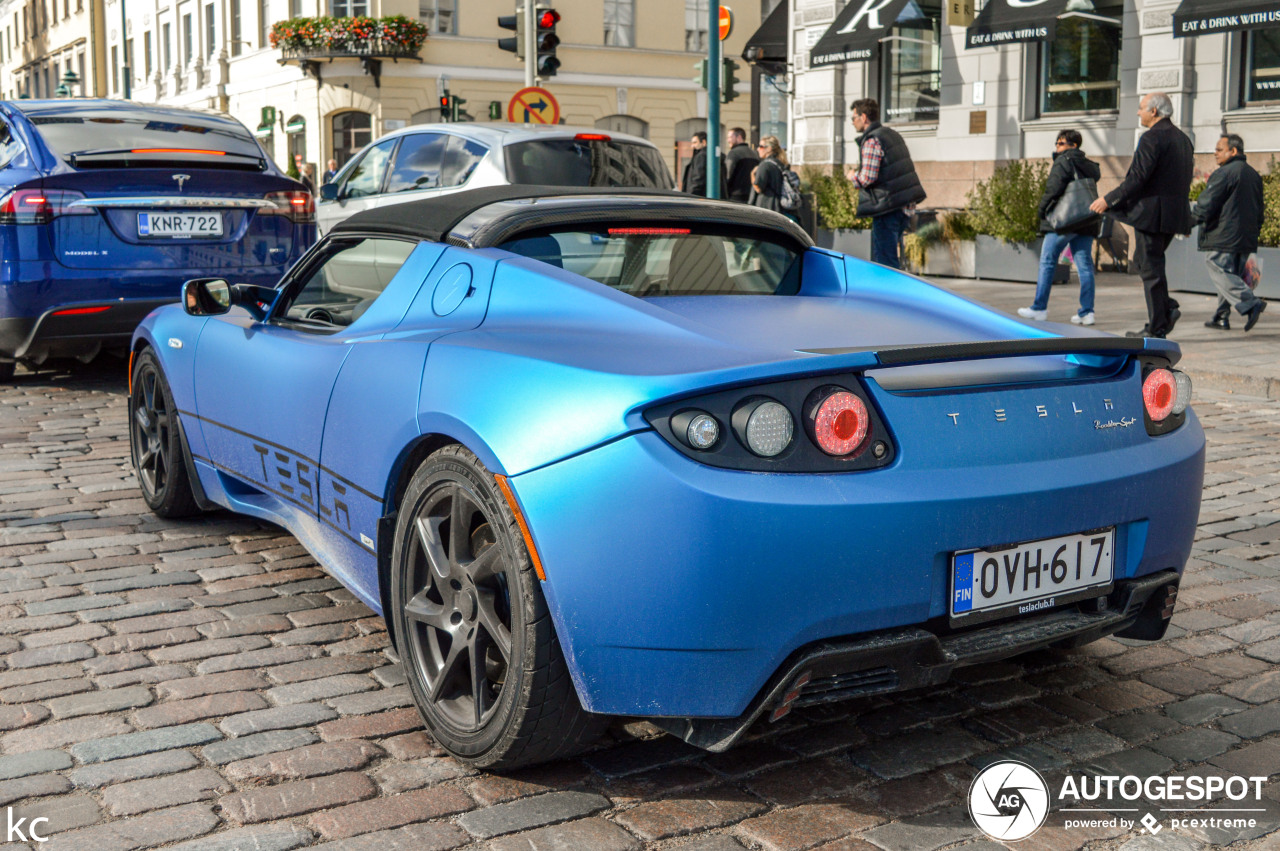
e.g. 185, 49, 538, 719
129, 349, 201, 518
390, 445, 605, 768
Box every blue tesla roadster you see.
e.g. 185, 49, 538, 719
130, 187, 1205, 768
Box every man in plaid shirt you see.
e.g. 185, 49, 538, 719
845, 99, 927, 269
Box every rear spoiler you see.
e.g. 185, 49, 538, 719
798, 336, 1180, 368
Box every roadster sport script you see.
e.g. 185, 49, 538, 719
951, 529, 1115, 624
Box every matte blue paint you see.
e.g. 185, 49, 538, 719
137, 224, 1206, 723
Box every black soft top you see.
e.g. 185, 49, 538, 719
330, 185, 685, 243
328, 185, 813, 248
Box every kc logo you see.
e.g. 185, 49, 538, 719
6, 807, 49, 843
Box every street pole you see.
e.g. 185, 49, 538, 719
706, 3, 720, 199
524, 2, 535, 89
120, 0, 130, 100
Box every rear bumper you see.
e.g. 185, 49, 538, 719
654, 570, 1180, 752
0, 298, 171, 361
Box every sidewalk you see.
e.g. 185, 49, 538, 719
928, 270, 1280, 399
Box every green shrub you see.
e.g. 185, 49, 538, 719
940, 210, 977, 243
801, 166, 873, 231
1188, 179, 1206, 203
966, 160, 1050, 244
902, 220, 944, 270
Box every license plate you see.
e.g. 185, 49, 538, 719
137, 212, 223, 238
950, 528, 1115, 624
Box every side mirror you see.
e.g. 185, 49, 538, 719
320, 182, 338, 201
182, 278, 231, 316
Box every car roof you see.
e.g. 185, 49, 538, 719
372, 122, 657, 149
329, 185, 814, 248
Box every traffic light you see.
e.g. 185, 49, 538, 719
534, 6, 560, 77
721, 58, 740, 103
440, 90, 452, 122
692, 58, 708, 89
497, 9, 524, 60
450, 94, 467, 122
488, 100, 502, 120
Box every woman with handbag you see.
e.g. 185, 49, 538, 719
1018, 130, 1104, 325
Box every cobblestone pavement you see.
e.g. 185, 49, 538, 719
1, 359, 1279, 851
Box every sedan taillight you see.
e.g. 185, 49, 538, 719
262, 190, 315, 223
0, 189, 94, 224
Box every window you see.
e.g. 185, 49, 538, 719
230, 0, 241, 55
183, 12, 193, 64
123, 40, 132, 80
206, 3, 215, 56
685, 0, 708, 52
419, 0, 454, 33
144, 31, 152, 76
442, 136, 487, 186
331, 111, 372, 167
289, 0, 302, 16
500, 229, 803, 297
1243, 30, 1280, 104
1038, 3, 1121, 114
604, 0, 634, 46
330, 0, 368, 17
505, 139, 673, 188
881, 0, 941, 123
78, 51, 85, 87
281, 238, 417, 328
384, 132, 446, 192
259, 0, 269, 47
163, 22, 172, 68
340, 137, 396, 197
111, 45, 118, 91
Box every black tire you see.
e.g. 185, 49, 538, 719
390, 444, 606, 769
0, 361, 14, 381
129, 349, 201, 518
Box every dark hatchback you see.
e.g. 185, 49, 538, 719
0, 99, 315, 379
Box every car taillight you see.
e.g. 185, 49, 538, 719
732, 397, 794, 457
808, 389, 869, 456
262, 191, 315, 223
0, 189, 93, 224
1143, 368, 1180, 421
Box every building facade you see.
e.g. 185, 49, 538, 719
2, 0, 768, 178
789, 0, 1280, 207
1, 0, 108, 98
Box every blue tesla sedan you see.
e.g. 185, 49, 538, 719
130, 187, 1204, 769
0, 99, 315, 380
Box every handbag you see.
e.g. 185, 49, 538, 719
1045, 161, 1101, 232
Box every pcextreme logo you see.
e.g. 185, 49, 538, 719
967, 763, 1271, 842
5, 808, 49, 844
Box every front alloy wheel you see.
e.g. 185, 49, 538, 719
129, 350, 200, 518
391, 445, 604, 768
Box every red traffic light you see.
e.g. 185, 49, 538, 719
440, 96, 450, 108
538, 9, 559, 28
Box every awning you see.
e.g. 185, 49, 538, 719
285, 117, 305, 134
1173, 0, 1280, 36
744, 1, 787, 65
810, 0, 916, 67
253, 124, 273, 139
965, 0, 1070, 48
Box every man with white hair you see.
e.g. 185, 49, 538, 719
1090, 92, 1194, 338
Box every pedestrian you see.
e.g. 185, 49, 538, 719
749, 136, 798, 222
682, 131, 711, 196
1089, 92, 1194, 338
299, 163, 316, 194
846, 98, 927, 269
323, 158, 339, 183
723, 127, 759, 203
1193, 133, 1266, 331
1018, 130, 1102, 325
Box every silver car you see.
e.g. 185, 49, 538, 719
317, 123, 675, 235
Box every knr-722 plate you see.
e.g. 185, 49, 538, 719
950, 528, 1114, 625
137, 212, 224, 238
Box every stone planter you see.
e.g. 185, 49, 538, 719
1168, 227, 1280, 300
921, 240, 976, 278
974, 235, 1045, 283
814, 228, 871, 260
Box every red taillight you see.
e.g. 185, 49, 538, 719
812, 390, 869, 456
262, 191, 315, 224
1143, 368, 1177, 421
575, 133, 611, 141
0, 189, 93, 224
52, 306, 111, 316
130, 148, 226, 156
607, 227, 690, 235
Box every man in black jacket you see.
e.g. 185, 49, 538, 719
682, 132, 710, 196
1194, 134, 1266, 331
1090, 92, 1194, 338
848, 99, 927, 269
723, 128, 759, 203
